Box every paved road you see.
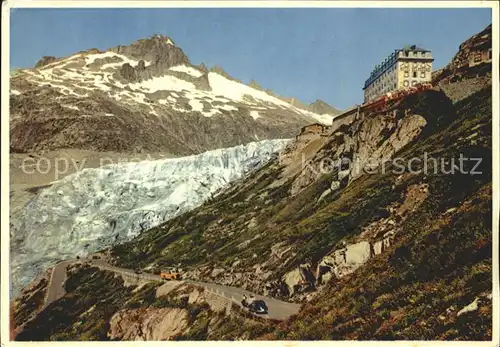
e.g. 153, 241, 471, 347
192, 280, 301, 321
43, 258, 301, 321
42, 259, 74, 309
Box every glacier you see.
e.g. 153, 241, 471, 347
10, 139, 290, 297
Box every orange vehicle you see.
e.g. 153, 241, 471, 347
160, 271, 182, 280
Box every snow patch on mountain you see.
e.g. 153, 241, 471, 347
63, 104, 80, 110
220, 104, 239, 112
310, 113, 335, 126
84, 51, 151, 69
169, 65, 203, 77
250, 110, 261, 120
208, 72, 288, 107
189, 99, 204, 112
129, 74, 195, 93
10, 139, 290, 296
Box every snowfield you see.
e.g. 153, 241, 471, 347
10, 139, 290, 296
169, 65, 203, 77
129, 74, 196, 93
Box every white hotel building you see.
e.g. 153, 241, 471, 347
363, 45, 434, 103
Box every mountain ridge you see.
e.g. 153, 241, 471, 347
11, 34, 337, 156
32, 35, 340, 118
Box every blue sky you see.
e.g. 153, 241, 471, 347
10, 8, 491, 109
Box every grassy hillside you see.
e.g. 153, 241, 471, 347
264, 86, 493, 339
14, 263, 271, 341
109, 85, 491, 340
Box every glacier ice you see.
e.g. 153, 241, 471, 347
10, 139, 289, 297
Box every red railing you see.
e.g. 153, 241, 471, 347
362, 82, 433, 114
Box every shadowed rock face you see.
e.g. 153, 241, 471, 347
432, 24, 492, 99
111, 35, 191, 83
108, 307, 189, 340
111, 35, 190, 70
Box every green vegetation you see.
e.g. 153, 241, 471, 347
266, 184, 491, 340
17, 265, 133, 341
15, 265, 197, 341
202, 304, 277, 340
112, 86, 491, 340
12, 277, 48, 327
14, 264, 263, 341
259, 87, 492, 340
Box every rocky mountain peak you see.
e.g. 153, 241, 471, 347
109, 34, 190, 70
309, 99, 341, 115
104, 34, 191, 83
151, 33, 176, 44
197, 62, 209, 73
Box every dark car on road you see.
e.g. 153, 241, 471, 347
241, 298, 268, 314
134, 269, 143, 274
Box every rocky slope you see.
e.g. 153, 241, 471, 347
106, 26, 492, 336
433, 24, 492, 103
10, 34, 334, 155
109, 88, 458, 289
13, 263, 273, 341
110, 76, 492, 340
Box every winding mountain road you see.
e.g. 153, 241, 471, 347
43, 258, 301, 321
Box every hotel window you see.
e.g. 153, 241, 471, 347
412, 81, 417, 86
404, 71, 409, 77
421, 71, 426, 78
403, 80, 409, 87
413, 71, 417, 78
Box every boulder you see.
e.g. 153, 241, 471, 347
210, 268, 225, 278
108, 307, 188, 340
282, 263, 315, 295
283, 268, 302, 295
332, 241, 371, 278
318, 188, 331, 202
